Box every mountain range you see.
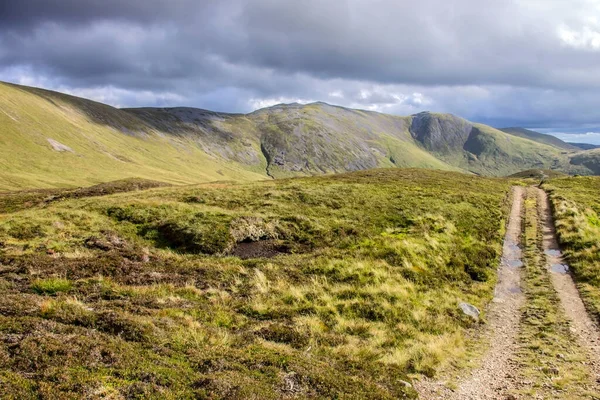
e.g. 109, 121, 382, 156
1, 80, 598, 190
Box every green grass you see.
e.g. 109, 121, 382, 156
0, 168, 511, 398
0, 178, 170, 214
543, 176, 600, 321
508, 169, 568, 179
31, 278, 73, 295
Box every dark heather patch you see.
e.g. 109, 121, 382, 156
230, 240, 288, 259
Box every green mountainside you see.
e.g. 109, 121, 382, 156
0, 82, 266, 190
569, 148, 600, 174
0, 81, 598, 190
499, 127, 580, 151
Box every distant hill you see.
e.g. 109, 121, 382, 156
570, 149, 600, 174
570, 142, 600, 150
499, 127, 579, 151
508, 169, 568, 179
0, 81, 597, 190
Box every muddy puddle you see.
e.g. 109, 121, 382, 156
545, 249, 562, 257
550, 263, 569, 274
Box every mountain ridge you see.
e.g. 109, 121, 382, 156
0, 80, 598, 190
499, 127, 580, 151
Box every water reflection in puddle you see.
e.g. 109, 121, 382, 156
545, 249, 562, 257
507, 259, 524, 268
551, 263, 569, 274
508, 244, 520, 253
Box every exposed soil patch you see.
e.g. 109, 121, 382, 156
416, 186, 525, 399
537, 188, 600, 378
230, 240, 287, 259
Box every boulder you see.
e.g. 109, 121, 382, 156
459, 302, 480, 320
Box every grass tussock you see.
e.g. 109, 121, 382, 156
31, 278, 72, 295
0, 169, 511, 398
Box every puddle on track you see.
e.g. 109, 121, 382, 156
502, 240, 523, 268
507, 244, 521, 253
506, 259, 524, 268
545, 249, 562, 257
551, 263, 569, 274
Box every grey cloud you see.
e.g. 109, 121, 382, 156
1, 0, 600, 129
0, 0, 205, 28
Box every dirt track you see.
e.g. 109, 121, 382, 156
537, 188, 600, 378
416, 186, 600, 399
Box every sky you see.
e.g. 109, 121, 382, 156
2, 0, 600, 143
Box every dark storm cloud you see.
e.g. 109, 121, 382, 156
0, 0, 200, 28
1, 0, 600, 128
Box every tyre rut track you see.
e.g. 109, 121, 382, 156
416, 185, 600, 399
536, 187, 600, 381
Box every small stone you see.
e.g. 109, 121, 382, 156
459, 302, 480, 320
47, 138, 74, 152
398, 379, 412, 388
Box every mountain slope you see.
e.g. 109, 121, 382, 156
125, 102, 459, 178
569, 149, 600, 174
0, 81, 598, 190
128, 104, 591, 178
0, 82, 266, 190
499, 127, 579, 151
409, 114, 586, 176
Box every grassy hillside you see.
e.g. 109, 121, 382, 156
0, 169, 511, 398
409, 116, 584, 176
569, 149, 600, 174
0, 82, 267, 190
127, 102, 460, 178
499, 127, 579, 151
462, 124, 577, 176
1, 81, 599, 191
